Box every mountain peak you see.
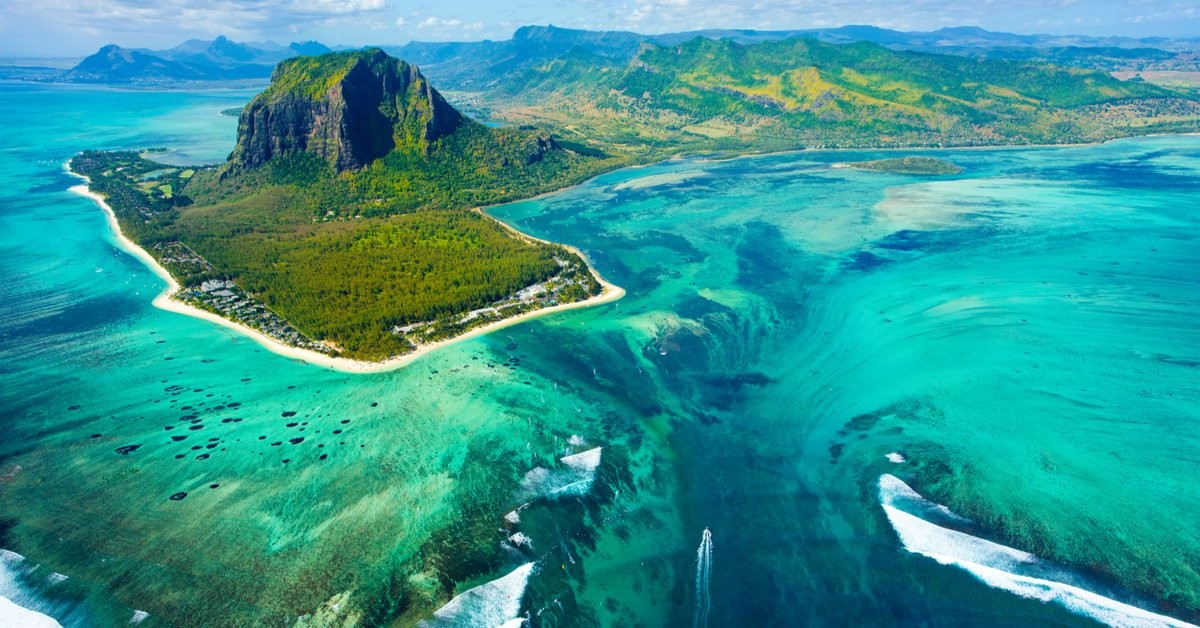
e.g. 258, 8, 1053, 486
229, 49, 466, 172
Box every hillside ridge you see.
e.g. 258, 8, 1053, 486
228, 49, 465, 172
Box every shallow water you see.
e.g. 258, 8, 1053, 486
0, 83, 1197, 626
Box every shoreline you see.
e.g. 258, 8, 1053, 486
65, 130, 1195, 372
671, 131, 1200, 166
66, 172, 624, 374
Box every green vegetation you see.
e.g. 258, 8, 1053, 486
201, 123, 624, 219
66, 50, 626, 361
262, 49, 384, 100
843, 156, 964, 174
489, 36, 1200, 152
70, 41, 1200, 360
73, 139, 604, 359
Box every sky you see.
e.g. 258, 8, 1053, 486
1, 0, 1198, 57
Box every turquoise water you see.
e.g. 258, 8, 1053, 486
0, 82, 1197, 626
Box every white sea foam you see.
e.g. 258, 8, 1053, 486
878, 475, 1196, 628
0, 595, 62, 628
878, 474, 970, 525
504, 511, 521, 525
508, 533, 533, 549
424, 563, 534, 627
0, 550, 63, 628
518, 448, 602, 500
885, 452, 906, 464
129, 610, 150, 624
43, 573, 67, 586
560, 447, 602, 472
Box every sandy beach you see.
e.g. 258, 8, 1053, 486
67, 175, 624, 374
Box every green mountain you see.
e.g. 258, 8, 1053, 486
229, 50, 466, 171
72, 49, 615, 360
493, 36, 1200, 151
387, 24, 1199, 97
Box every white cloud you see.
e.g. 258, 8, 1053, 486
1, 0, 388, 42
287, 0, 386, 15
418, 16, 464, 28
2, 0, 1198, 56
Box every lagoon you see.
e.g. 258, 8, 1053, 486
0, 83, 1197, 626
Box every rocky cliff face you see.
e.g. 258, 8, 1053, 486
228, 49, 466, 172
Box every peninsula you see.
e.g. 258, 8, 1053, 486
69, 42, 1200, 368
70, 49, 624, 367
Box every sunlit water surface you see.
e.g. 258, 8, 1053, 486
0, 83, 1197, 627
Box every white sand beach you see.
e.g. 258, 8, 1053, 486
67, 177, 623, 374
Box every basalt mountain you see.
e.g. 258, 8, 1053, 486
203, 48, 604, 214
228, 49, 466, 172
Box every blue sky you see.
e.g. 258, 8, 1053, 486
1, 0, 1198, 57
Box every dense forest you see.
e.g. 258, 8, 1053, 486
72, 146, 602, 359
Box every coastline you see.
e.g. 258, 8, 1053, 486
672, 130, 1200, 166
66, 173, 624, 374
64, 131, 1194, 373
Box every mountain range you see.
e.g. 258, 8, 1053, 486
60, 36, 333, 83
388, 24, 1200, 92
51, 25, 1200, 86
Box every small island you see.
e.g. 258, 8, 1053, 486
836, 156, 964, 175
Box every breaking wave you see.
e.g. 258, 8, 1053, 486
878, 475, 1196, 628
423, 563, 534, 627
1, 549, 64, 628
518, 447, 602, 501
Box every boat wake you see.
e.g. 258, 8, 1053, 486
694, 528, 713, 628
878, 475, 1196, 628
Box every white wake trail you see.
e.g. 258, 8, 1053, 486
694, 528, 713, 628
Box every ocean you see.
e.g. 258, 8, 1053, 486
0, 82, 1197, 626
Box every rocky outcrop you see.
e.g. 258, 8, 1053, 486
228, 49, 466, 172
